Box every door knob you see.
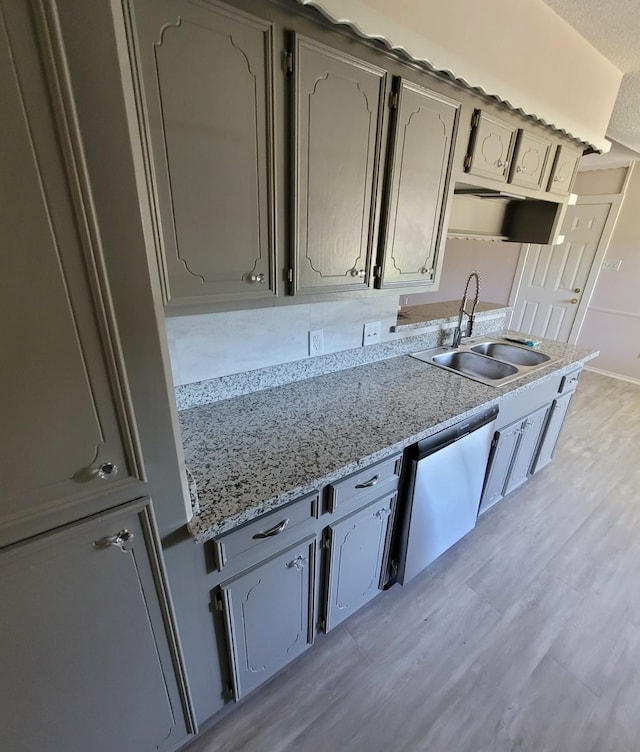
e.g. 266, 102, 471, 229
570, 298, 578, 304
573, 287, 581, 293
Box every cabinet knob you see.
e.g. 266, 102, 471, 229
496, 159, 503, 167
97, 462, 118, 480
93, 529, 134, 551
516, 165, 522, 172
350, 268, 365, 278
286, 555, 305, 570
247, 272, 265, 283
420, 267, 433, 277
553, 176, 560, 182
375, 507, 391, 520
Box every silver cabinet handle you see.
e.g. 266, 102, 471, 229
355, 474, 380, 489
553, 176, 560, 182
93, 529, 134, 551
375, 507, 391, 520
286, 555, 305, 570
247, 272, 265, 283
350, 268, 365, 278
97, 462, 118, 480
252, 518, 289, 540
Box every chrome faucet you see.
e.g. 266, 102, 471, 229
452, 271, 481, 348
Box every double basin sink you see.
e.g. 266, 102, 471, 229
411, 337, 558, 387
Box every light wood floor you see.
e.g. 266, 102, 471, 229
186, 371, 640, 752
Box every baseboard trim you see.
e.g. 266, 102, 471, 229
585, 365, 640, 386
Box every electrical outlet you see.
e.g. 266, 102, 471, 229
602, 259, 622, 272
309, 329, 323, 356
362, 321, 381, 346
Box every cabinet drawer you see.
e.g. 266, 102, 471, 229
559, 366, 582, 394
213, 492, 319, 570
327, 455, 401, 514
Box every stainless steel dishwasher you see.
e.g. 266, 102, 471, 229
393, 405, 498, 585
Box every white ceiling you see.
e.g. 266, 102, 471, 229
542, 0, 640, 159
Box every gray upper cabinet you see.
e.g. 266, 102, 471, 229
126, 0, 277, 307
547, 144, 582, 196
291, 34, 387, 294
377, 78, 459, 289
324, 493, 394, 631
219, 536, 317, 699
0, 499, 193, 752
509, 129, 552, 190
465, 110, 518, 183
0, 0, 139, 546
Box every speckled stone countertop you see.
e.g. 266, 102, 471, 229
392, 300, 508, 332
180, 333, 598, 543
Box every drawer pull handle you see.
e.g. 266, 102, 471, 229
355, 474, 380, 489
252, 518, 289, 539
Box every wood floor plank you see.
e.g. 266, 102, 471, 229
183, 371, 640, 752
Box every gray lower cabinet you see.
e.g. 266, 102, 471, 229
218, 536, 317, 699
323, 493, 395, 631
291, 33, 387, 294
481, 405, 550, 512
0, 499, 193, 752
125, 0, 277, 308
531, 391, 574, 473
377, 77, 459, 289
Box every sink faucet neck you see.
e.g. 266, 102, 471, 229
452, 271, 481, 348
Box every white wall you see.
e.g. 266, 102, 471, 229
404, 239, 521, 307
301, 0, 622, 150
166, 296, 401, 385
576, 165, 640, 382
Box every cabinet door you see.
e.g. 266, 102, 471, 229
220, 537, 316, 699
547, 144, 582, 196
377, 78, 459, 288
465, 110, 517, 183
480, 422, 521, 513
531, 392, 574, 474
0, 500, 193, 752
504, 405, 549, 495
127, 0, 277, 307
0, 0, 138, 545
324, 494, 394, 631
509, 129, 552, 190
292, 34, 387, 294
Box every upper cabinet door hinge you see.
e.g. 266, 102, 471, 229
373, 265, 381, 279
284, 50, 293, 75
471, 109, 481, 128
213, 591, 224, 612
286, 267, 293, 284
389, 91, 399, 111
464, 154, 472, 171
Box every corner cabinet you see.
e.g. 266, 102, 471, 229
376, 78, 459, 289
0, 500, 192, 752
290, 34, 388, 294
125, 0, 278, 308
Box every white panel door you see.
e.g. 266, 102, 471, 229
510, 202, 612, 342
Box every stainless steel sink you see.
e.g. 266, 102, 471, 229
432, 351, 518, 380
411, 337, 558, 387
470, 341, 550, 366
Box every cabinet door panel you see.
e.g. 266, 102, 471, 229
547, 145, 582, 196
292, 35, 386, 293
325, 495, 394, 631
504, 405, 549, 494
0, 500, 192, 752
531, 392, 573, 473
0, 1, 136, 543
466, 110, 517, 183
509, 129, 552, 190
221, 537, 316, 698
480, 422, 521, 513
128, 0, 276, 305
378, 79, 458, 288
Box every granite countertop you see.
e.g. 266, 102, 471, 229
180, 333, 598, 543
